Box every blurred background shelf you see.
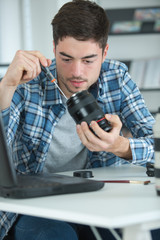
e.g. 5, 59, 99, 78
106, 7, 160, 36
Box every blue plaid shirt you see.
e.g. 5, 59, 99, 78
0, 59, 155, 239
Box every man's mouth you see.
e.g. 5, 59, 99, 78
70, 80, 86, 88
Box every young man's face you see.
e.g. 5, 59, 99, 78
53, 36, 108, 98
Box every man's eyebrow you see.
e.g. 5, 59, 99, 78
82, 54, 97, 59
59, 52, 97, 59
59, 52, 73, 58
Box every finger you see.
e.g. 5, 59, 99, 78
20, 50, 50, 73
17, 50, 48, 81
46, 59, 52, 67
76, 122, 95, 149
21, 51, 42, 75
105, 114, 122, 134
76, 122, 90, 143
77, 122, 105, 152
27, 50, 48, 67
22, 60, 39, 81
14, 51, 38, 81
27, 51, 52, 69
90, 120, 109, 139
81, 121, 97, 142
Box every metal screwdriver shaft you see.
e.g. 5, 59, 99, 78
40, 64, 68, 100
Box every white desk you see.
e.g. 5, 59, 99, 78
0, 165, 160, 240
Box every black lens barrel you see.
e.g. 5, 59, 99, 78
66, 90, 111, 132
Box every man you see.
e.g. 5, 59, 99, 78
0, 0, 155, 239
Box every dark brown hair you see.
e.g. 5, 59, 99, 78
51, 0, 110, 52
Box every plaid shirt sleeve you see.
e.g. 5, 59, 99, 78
120, 67, 155, 165
89, 59, 155, 167
0, 212, 18, 239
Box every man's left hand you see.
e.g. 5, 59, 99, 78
76, 114, 132, 159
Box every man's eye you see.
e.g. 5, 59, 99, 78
62, 58, 71, 62
84, 60, 93, 64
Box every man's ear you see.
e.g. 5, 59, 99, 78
102, 43, 109, 62
53, 41, 56, 55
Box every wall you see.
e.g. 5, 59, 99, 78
0, 0, 22, 63
0, 0, 69, 63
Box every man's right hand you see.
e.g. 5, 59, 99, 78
0, 50, 51, 110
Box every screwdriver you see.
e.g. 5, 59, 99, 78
40, 64, 68, 100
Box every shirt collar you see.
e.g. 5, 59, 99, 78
88, 61, 109, 102
97, 60, 110, 101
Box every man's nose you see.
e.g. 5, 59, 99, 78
71, 61, 83, 77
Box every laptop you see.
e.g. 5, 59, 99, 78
0, 112, 104, 199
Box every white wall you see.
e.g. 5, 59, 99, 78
0, 0, 69, 63
0, 0, 22, 63
30, 0, 59, 59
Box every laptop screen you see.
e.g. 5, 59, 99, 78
0, 111, 17, 187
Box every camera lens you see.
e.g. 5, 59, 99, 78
66, 90, 111, 132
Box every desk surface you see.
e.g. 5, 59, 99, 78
0, 165, 160, 229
